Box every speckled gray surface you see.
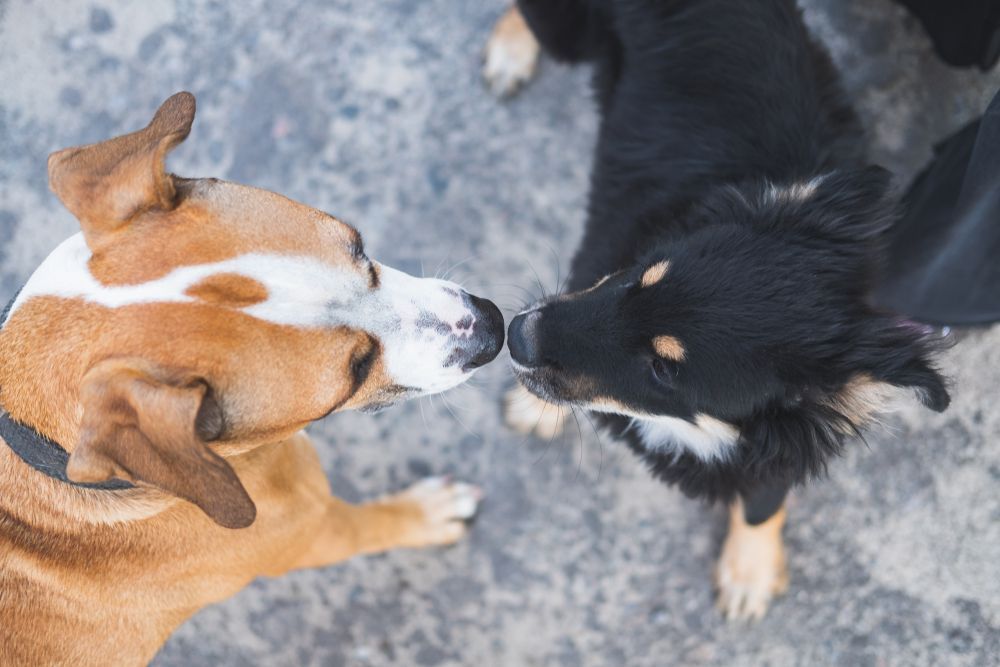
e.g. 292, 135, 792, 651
1, 1, 999, 665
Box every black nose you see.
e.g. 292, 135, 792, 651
463, 295, 505, 370
507, 310, 542, 367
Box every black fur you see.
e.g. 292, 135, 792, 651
509, 0, 950, 506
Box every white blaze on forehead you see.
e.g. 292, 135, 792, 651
8, 234, 365, 326
9, 233, 479, 395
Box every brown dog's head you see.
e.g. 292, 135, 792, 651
0, 93, 503, 527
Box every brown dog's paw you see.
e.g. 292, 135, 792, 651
388, 476, 482, 547
715, 505, 789, 621
483, 6, 540, 97
504, 385, 567, 439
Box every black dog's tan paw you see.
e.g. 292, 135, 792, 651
504, 385, 566, 439
483, 6, 540, 97
715, 503, 789, 621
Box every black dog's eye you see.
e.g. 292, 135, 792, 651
650, 357, 677, 387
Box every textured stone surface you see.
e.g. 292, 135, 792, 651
1, 1, 998, 665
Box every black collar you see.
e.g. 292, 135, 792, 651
0, 412, 133, 490
0, 290, 134, 491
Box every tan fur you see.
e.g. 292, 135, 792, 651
652, 335, 685, 361
503, 385, 567, 439
483, 5, 541, 97
715, 499, 789, 621
826, 372, 896, 430
47, 92, 195, 248
640, 260, 670, 287
185, 273, 269, 307
0, 93, 479, 665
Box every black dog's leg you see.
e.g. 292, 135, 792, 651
742, 479, 790, 526
517, 0, 612, 64
715, 480, 791, 620
484, 1, 615, 97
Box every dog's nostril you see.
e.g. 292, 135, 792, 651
465, 294, 504, 336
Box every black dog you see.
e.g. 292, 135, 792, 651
486, 0, 950, 619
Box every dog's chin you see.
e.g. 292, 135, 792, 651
358, 402, 395, 415
509, 361, 572, 406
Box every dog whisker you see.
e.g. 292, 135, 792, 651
569, 407, 586, 482
439, 256, 477, 283
439, 393, 483, 441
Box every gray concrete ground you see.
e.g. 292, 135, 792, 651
1, 1, 998, 665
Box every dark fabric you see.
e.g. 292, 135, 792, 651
0, 412, 134, 490
0, 286, 21, 326
893, 0, 1000, 70
740, 479, 790, 526
875, 89, 1000, 325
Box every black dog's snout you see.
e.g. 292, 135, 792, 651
507, 310, 543, 368
461, 294, 505, 371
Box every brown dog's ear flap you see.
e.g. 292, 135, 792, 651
67, 359, 256, 529
47, 91, 196, 249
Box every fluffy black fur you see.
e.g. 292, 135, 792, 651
507, 0, 950, 507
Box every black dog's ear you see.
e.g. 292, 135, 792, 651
795, 166, 896, 242
863, 319, 951, 412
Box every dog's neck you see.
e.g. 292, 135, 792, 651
0, 290, 132, 491
0, 285, 93, 450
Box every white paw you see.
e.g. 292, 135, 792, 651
504, 385, 567, 439
715, 528, 789, 621
483, 6, 540, 97
397, 476, 483, 546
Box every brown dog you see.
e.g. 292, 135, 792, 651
0, 92, 504, 665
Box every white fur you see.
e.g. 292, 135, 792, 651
764, 175, 826, 204
585, 398, 739, 462
631, 413, 740, 462
9, 233, 478, 395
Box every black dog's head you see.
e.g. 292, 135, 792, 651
508, 168, 949, 474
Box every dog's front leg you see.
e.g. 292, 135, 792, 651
287, 476, 481, 571
483, 5, 541, 97
715, 484, 790, 621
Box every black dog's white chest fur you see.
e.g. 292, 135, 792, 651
629, 414, 740, 462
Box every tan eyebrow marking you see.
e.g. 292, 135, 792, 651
652, 335, 686, 361
185, 273, 269, 307
641, 260, 670, 287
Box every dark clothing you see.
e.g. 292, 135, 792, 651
877, 89, 1000, 325
895, 0, 1000, 70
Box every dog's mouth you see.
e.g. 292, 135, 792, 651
509, 360, 565, 404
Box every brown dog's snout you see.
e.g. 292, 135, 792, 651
458, 293, 505, 371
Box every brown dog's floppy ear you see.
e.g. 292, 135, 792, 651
47, 91, 196, 249
67, 359, 256, 529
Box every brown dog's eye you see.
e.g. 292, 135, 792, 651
350, 344, 377, 388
